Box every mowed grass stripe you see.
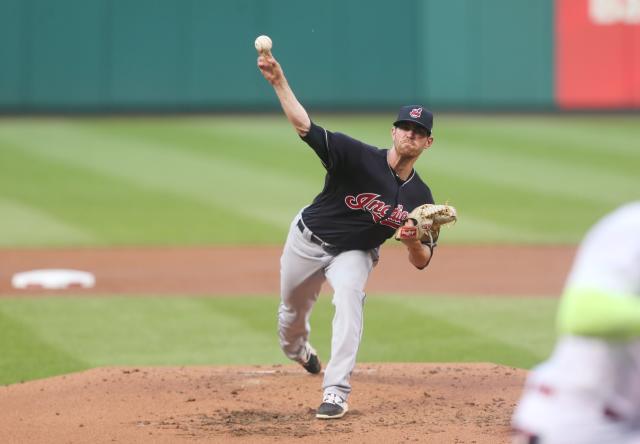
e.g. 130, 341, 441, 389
0, 141, 277, 245
359, 299, 545, 368
0, 121, 315, 229
79, 117, 326, 182
392, 295, 559, 361
0, 297, 283, 369
0, 295, 557, 385
440, 115, 640, 158
423, 169, 602, 244
447, 213, 558, 244
0, 197, 96, 246
0, 310, 89, 385
419, 140, 637, 206
443, 123, 640, 175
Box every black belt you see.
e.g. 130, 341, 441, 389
297, 219, 325, 247
297, 219, 341, 254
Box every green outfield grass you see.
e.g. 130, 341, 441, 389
0, 294, 558, 385
0, 114, 638, 246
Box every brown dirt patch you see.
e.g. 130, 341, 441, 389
0, 244, 575, 296
0, 363, 526, 443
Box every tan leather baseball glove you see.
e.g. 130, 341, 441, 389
394, 204, 458, 246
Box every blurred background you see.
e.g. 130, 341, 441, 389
0, 0, 638, 246
0, 0, 638, 385
1, 0, 639, 112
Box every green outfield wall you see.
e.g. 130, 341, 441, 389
1, 0, 555, 111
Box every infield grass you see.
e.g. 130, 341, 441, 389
0, 294, 558, 385
0, 114, 638, 246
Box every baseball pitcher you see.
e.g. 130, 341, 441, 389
256, 38, 455, 419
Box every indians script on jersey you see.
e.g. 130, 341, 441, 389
345, 193, 408, 228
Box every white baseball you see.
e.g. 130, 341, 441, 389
254, 35, 272, 53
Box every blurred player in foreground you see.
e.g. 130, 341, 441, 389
512, 201, 640, 444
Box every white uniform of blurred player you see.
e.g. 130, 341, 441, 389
512, 201, 640, 444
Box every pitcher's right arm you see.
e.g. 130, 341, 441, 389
257, 53, 311, 137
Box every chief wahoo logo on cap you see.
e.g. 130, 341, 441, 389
409, 107, 423, 118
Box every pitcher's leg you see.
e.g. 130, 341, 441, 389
278, 269, 324, 361
322, 250, 374, 400
278, 219, 329, 362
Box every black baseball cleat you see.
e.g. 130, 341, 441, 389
316, 393, 349, 419
299, 343, 321, 374
302, 351, 321, 374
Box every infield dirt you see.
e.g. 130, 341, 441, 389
0, 244, 575, 296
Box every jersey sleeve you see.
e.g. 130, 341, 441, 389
300, 121, 364, 172
300, 121, 330, 167
424, 188, 435, 205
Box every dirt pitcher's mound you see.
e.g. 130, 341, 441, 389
0, 363, 526, 443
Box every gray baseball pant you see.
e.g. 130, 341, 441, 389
278, 214, 378, 400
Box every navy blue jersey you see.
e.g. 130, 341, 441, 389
300, 121, 434, 251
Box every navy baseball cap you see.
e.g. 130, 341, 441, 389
393, 105, 433, 133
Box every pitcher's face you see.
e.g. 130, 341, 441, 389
392, 122, 433, 157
